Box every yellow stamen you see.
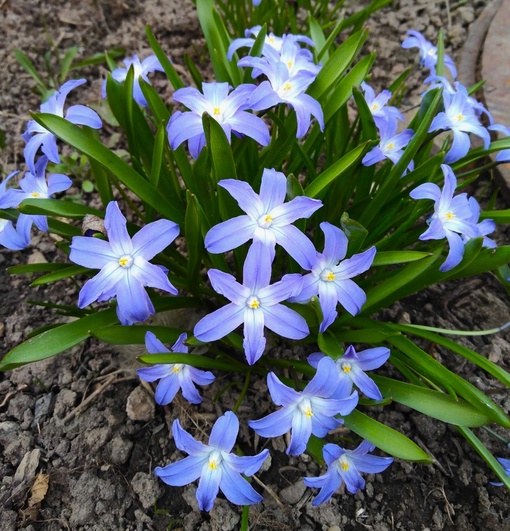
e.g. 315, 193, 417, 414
444, 211, 455, 220
209, 460, 217, 470
264, 214, 273, 223
213, 106, 221, 116
326, 272, 335, 281
30, 191, 41, 198
341, 461, 349, 471
247, 296, 260, 309
282, 82, 292, 91
118, 255, 132, 268
371, 103, 379, 111
286, 60, 294, 69
456, 113, 464, 122
342, 363, 351, 373
172, 365, 182, 373
386, 142, 395, 150
303, 407, 313, 418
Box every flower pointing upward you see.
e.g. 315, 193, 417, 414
155, 411, 269, 512
69, 201, 179, 325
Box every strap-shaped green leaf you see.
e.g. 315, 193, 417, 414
373, 375, 491, 427
93, 325, 184, 345
145, 25, 184, 90
344, 409, 431, 462
33, 113, 178, 221
0, 309, 119, 371
305, 142, 369, 198
31, 265, 89, 286
371, 251, 433, 266
19, 198, 101, 218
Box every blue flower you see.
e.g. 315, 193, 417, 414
410, 164, 479, 272
205, 168, 322, 266
0, 171, 29, 250
248, 357, 359, 455
360, 82, 403, 131
155, 411, 269, 511
23, 79, 102, 174
69, 201, 179, 325
0, 157, 72, 239
227, 25, 314, 61
238, 52, 323, 138
304, 440, 393, 504
464, 197, 496, 249
308, 345, 390, 400
362, 119, 414, 175
102, 54, 164, 107
194, 242, 308, 365
402, 30, 457, 79
428, 82, 490, 163
167, 82, 270, 158
489, 123, 510, 162
289, 222, 376, 332
137, 332, 215, 405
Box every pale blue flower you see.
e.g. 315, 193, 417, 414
137, 332, 215, 405
308, 345, 391, 400
238, 54, 323, 138
228, 25, 314, 61
410, 164, 479, 272
428, 82, 490, 163
167, 82, 269, 158
402, 30, 457, 78
69, 201, 179, 325
194, 242, 307, 365
489, 124, 510, 162
0, 157, 72, 239
205, 168, 322, 266
155, 411, 269, 511
248, 357, 359, 455
0, 170, 28, 250
360, 82, 403, 131
102, 54, 165, 107
304, 440, 393, 504
289, 222, 376, 332
362, 119, 414, 174
23, 79, 102, 174
464, 197, 496, 249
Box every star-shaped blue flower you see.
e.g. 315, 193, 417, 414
69, 201, 179, 325
155, 411, 269, 512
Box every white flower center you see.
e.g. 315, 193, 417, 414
208, 450, 223, 470
246, 296, 261, 310
118, 255, 134, 268
258, 213, 273, 228
320, 269, 336, 282
298, 397, 314, 418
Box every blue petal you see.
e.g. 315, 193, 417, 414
243, 241, 272, 292
179, 373, 203, 405
272, 225, 317, 270
154, 375, 181, 405
116, 274, 154, 324
305, 356, 339, 397
144, 331, 170, 354
155, 454, 205, 487
69, 236, 116, 269
104, 202, 133, 256
228, 111, 270, 146
321, 222, 348, 263
131, 258, 178, 294
355, 347, 391, 371
65, 105, 102, 129
219, 464, 263, 506
349, 367, 383, 400
259, 168, 287, 212
78, 262, 123, 308
208, 268, 249, 306
287, 409, 312, 455
196, 462, 222, 512
209, 411, 239, 452
225, 449, 270, 476
267, 372, 301, 407
194, 303, 245, 342
47, 173, 72, 195
167, 111, 204, 150
173, 419, 210, 456
306, 469, 341, 506
205, 215, 257, 254
219, 179, 264, 220
248, 406, 295, 438
262, 303, 309, 340
334, 279, 367, 316
349, 453, 393, 474
132, 219, 179, 260
243, 306, 266, 365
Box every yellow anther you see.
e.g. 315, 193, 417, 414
249, 299, 260, 309
326, 272, 335, 281
118, 255, 132, 268
456, 113, 465, 122
209, 460, 218, 470
286, 60, 294, 69
172, 365, 182, 373
341, 461, 349, 471
213, 106, 221, 116
342, 363, 352, 373
304, 407, 313, 418
30, 191, 41, 198
386, 142, 395, 150
264, 214, 273, 223
283, 82, 292, 91
371, 103, 379, 111
444, 211, 455, 220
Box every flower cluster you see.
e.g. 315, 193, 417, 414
2, 9, 510, 519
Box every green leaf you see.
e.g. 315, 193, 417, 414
0, 309, 119, 371
344, 409, 431, 462
458, 427, 510, 489
19, 198, 101, 218
203, 114, 237, 183
479, 209, 510, 223
185, 190, 203, 297
340, 213, 368, 255
14, 49, 48, 95
373, 375, 491, 427
139, 352, 246, 373
8, 262, 72, 274
33, 114, 179, 222
305, 142, 369, 198
93, 325, 183, 345
31, 265, 89, 286
145, 25, 184, 90
308, 29, 368, 100
59, 46, 78, 83
371, 251, 433, 266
